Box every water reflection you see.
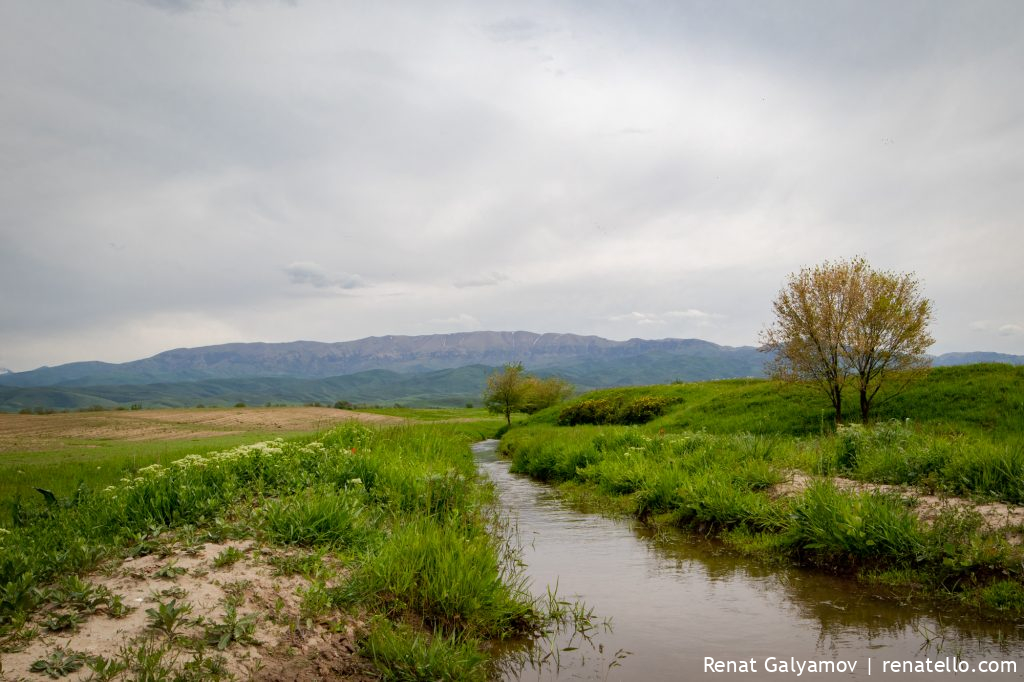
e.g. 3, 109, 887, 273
473, 440, 1024, 680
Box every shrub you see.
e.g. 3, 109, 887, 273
557, 396, 670, 426
557, 399, 617, 426
835, 424, 864, 470
617, 396, 671, 424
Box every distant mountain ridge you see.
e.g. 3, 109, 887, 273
0, 332, 1019, 412
931, 352, 1024, 367
0, 332, 762, 388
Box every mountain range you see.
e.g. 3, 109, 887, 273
1, 331, 1020, 411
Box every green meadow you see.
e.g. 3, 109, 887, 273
1, 435, 277, 516
501, 364, 1024, 617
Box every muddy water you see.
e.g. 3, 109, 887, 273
473, 440, 1024, 681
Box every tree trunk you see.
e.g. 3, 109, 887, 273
859, 388, 870, 424
833, 387, 843, 425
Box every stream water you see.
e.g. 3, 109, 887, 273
472, 440, 1024, 681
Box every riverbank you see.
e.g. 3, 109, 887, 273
476, 439, 1024, 681
499, 421, 1024, 620
0, 423, 545, 681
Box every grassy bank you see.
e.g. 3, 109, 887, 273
0, 422, 548, 680
501, 364, 1024, 618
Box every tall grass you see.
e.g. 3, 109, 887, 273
360, 618, 490, 682
1, 422, 545, 678
261, 486, 376, 547
345, 518, 536, 637
786, 482, 924, 560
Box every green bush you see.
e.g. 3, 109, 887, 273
617, 396, 671, 425
557, 396, 669, 426
557, 399, 617, 426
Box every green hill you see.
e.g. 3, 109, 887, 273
530, 363, 1024, 438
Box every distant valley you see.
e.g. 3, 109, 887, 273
1, 331, 1020, 411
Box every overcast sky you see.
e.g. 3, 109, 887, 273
2, 0, 1022, 371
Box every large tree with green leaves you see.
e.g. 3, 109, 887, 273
760, 257, 933, 424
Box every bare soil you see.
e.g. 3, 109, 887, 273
0, 540, 380, 681
0, 407, 406, 454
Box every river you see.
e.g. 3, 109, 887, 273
472, 440, 1024, 681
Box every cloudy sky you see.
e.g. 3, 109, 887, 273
2, 0, 1022, 371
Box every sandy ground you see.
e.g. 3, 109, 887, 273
0, 407, 406, 454
0, 539, 379, 681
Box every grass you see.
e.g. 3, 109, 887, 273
0, 420, 557, 679
360, 618, 490, 682
343, 518, 535, 637
0, 433, 285, 515
359, 406, 493, 421
499, 364, 1024, 617
529, 363, 1024, 438
261, 486, 376, 547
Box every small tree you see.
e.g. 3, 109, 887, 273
760, 259, 863, 424
483, 363, 573, 424
760, 257, 934, 424
483, 362, 528, 426
520, 376, 574, 414
843, 265, 933, 423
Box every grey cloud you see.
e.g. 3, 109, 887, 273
481, 17, 549, 43
971, 320, 1024, 337
453, 272, 510, 289
285, 262, 365, 290
424, 313, 482, 330
134, 0, 201, 13
133, 0, 296, 13
1, 0, 1022, 369
607, 310, 721, 327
